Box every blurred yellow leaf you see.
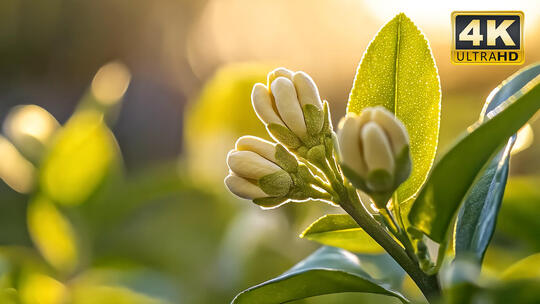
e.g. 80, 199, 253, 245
40, 111, 119, 205
71, 285, 166, 304
20, 273, 68, 304
184, 63, 271, 182
27, 196, 78, 273
501, 253, 540, 281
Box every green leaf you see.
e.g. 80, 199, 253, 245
501, 253, 540, 281
232, 246, 408, 303
347, 13, 440, 204
454, 64, 540, 263
300, 214, 384, 254
40, 111, 120, 206
27, 195, 79, 273
409, 73, 540, 243
497, 177, 540, 250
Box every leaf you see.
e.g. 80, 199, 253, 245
232, 246, 408, 304
454, 64, 540, 263
300, 214, 384, 254
497, 177, 540, 250
347, 13, 440, 204
409, 72, 540, 243
40, 111, 119, 206
27, 195, 79, 273
500, 253, 540, 281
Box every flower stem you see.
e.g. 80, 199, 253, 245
339, 188, 441, 302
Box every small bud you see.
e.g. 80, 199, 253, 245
271, 77, 307, 138
337, 106, 411, 208
251, 68, 326, 147
225, 136, 295, 200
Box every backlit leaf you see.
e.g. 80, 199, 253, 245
347, 13, 440, 204
300, 214, 384, 254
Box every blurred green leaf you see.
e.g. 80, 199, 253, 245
409, 74, 540, 243
27, 195, 79, 273
497, 177, 540, 250
300, 215, 383, 254
501, 253, 540, 281
232, 246, 408, 304
454, 64, 540, 263
347, 13, 440, 204
40, 111, 120, 206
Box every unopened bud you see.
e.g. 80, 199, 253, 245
251, 68, 325, 147
225, 136, 295, 200
337, 106, 411, 208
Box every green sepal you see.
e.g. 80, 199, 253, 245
294, 146, 308, 158
295, 164, 315, 184
393, 146, 412, 187
267, 123, 302, 149
258, 171, 292, 197
253, 196, 288, 208
274, 144, 298, 172
306, 144, 326, 166
303, 104, 324, 136
321, 100, 333, 135
340, 163, 368, 191
367, 169, 393, 192
324, 134, 336, 159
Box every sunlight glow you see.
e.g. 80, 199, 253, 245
511, 123, 533, 155
91, 61, 131, 105
0, 136, 35, 193
2, 105, 59, 148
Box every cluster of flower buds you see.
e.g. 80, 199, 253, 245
224, 68, 336, 207
225, 67, 412, 213
225, 135, 327, 208
336, 106, 411, 209
251, 68, 331, 154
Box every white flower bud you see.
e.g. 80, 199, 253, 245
336, 107, 411, 207
227, 150, 281, 180
235, 136, 277, 163
224, 174, 268, 200
267, 67, 294, 84
271, 77, 308, 138
292, 71, 323, 109
252, 68, 326, 145
251, 84, 285, 126
361, 122, 394, 174
225, 136, 294, 200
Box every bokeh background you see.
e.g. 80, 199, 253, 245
0, 0, 539, 303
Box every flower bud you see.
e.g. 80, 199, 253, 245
337, 106, 411, 208
251, 68, 325, 146
225, 136, 294, 200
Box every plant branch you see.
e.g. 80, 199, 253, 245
340, 184, 441, 303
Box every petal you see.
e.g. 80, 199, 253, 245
227, 150, 281, 179
224, 174, 268, 199
235, 136, 277, 163
267, 67, 294, 85
292, 71, 323, 109
361, 122, 394, 173
337, 115, 366, 177
371, 107, 409, 155
270, 77, 307, 137
251, 83, 285, 126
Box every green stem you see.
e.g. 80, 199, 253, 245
340, 194, 441, 302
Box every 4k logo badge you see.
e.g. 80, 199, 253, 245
451, 11, 524, 65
